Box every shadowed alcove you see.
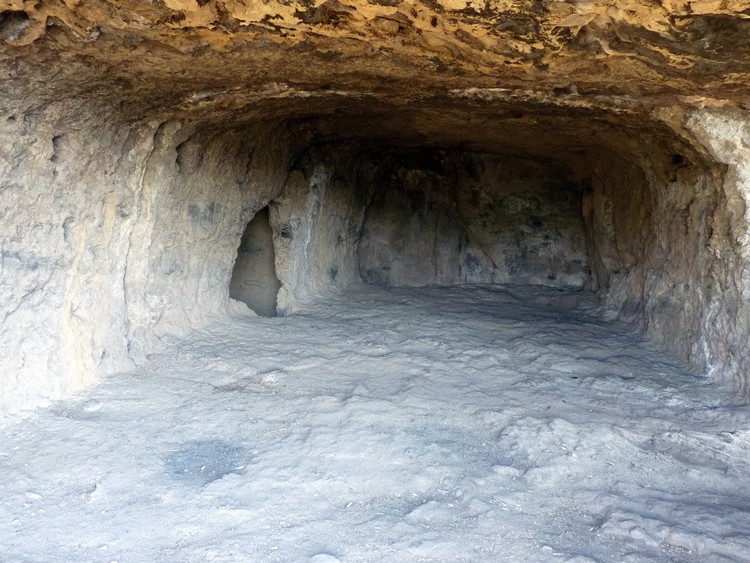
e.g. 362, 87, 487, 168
229, 206, 281, 317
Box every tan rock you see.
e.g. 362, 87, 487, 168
1, 0, 750, 411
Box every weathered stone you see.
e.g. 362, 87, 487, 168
358, 151, 588, 288
1, 0, 750, 412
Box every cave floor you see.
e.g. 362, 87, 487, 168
2, 285, 750, 562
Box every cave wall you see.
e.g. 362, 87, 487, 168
271, 152, 369, 314
270, 147, 591, 314
358, 152, 588, 289
582, 110, 750, 392
682, 110, 750, 395
0, 111, 149, 413
0, 109, 292, 413
583, 148, 711, 366
119, 123, 291, 359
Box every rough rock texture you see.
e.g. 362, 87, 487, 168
271, 149, 370, 314
683, 111, 750, 395
582, 145, 723, 374
358, 151, 588, 288
0, 119, 292, 411
2, 0, 750, 411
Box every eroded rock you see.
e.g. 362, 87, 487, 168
1, 1, 750, 411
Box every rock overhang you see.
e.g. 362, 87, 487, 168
3, 0, 750, 124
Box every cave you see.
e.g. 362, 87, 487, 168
2, 4, 748, 412
259, 109, 743, 385
2, 1, 750, 559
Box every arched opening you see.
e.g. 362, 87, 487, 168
229, 206, 280, 317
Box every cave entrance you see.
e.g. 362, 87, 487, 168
229, 206, 280, 317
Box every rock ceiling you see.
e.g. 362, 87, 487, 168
2, 1, 749, 153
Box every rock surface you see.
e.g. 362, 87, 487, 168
1, 1, 750, 411
358, 151, 588, 288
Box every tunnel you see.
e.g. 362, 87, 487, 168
4, 2, 750, 559
0, 3, 749, 416
2, 87, 750, 413
226, 101, 740, 388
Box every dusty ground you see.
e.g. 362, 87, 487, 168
1, 285, 749, 562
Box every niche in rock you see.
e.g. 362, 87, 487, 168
229, 207, 281, 317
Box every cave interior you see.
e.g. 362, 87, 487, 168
1, 0, 749, 413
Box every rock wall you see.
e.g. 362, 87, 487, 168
580, 110, 750, 392
0, 109, 292, 413
120, 123, 291, 360
583, 147, 712, 368
682, 110, 750, 395
358, 151, 588, 289
1, 111, 148, 413
271, 150, 370, 313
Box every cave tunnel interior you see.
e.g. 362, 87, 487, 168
2, 78, 744, 415
4, 5, 750, 556
218, 97, 713, 384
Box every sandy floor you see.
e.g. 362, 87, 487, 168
2, 285, 749, 562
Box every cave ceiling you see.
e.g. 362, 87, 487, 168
1, 1, 749, 152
